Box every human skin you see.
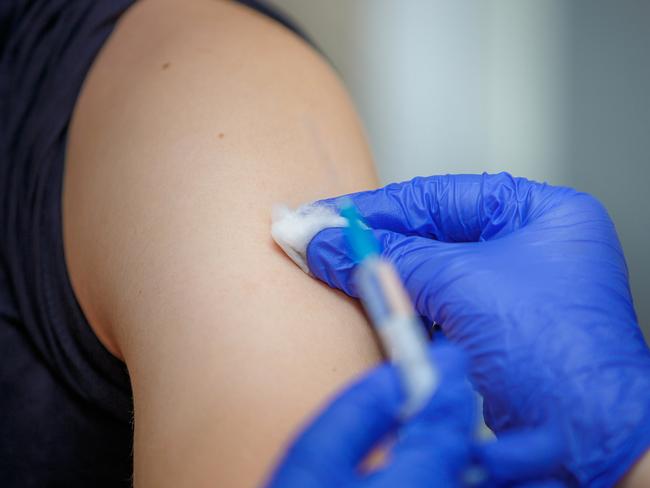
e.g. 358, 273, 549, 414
63, 0, 382, 486
63, 0, 650, 486
620, 453, 650, 488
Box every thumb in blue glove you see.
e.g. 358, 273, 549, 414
306, 173, 650, 486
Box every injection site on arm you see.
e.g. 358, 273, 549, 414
63, 1, 384, 485
272, 201, 438, 418
271, 204, 347, 274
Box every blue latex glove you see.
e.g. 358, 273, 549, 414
306, 173, 650, 486
265, 343, 566, 488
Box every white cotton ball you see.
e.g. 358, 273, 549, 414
271, 203, 347, 274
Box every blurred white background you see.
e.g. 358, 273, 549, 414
269, 0, 650, 337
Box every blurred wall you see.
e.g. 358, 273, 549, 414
565, 1, 650, 339
268, 0, 650, 337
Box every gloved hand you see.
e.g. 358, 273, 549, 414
265, 343, 566, 488
306, 173, 650, 486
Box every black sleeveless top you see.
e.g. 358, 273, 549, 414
0, 2, 309, 486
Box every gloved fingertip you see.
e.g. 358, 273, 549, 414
306, 227, 357, 296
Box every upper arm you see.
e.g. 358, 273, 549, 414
63, 0, 381, 485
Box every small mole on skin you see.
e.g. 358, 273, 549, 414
218, 132, 225, 139
161, 62, 171, 70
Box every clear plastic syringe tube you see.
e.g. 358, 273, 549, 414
354, 255, 439, 417
340, 200, 438, 417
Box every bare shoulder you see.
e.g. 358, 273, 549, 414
64, 0, 380, 486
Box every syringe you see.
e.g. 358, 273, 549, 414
339, 200, 439, 417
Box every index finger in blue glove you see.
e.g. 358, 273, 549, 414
317, 172, 599, 242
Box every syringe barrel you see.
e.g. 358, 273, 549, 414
354, 256, 438, 417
